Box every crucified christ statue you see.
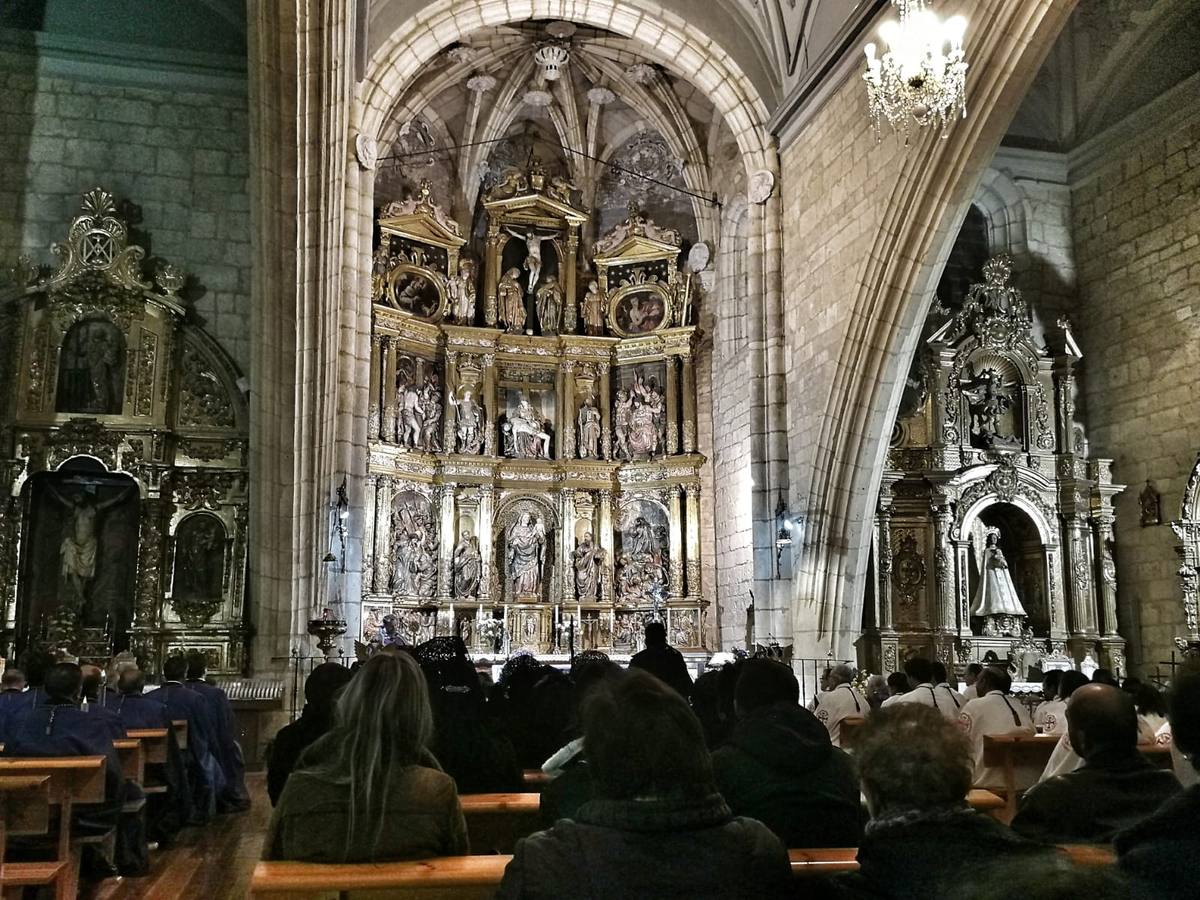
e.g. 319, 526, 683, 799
505, 226, 554, 296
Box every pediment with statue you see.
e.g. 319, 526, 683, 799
866, 254, 1127, 680
0, 188, 249, 672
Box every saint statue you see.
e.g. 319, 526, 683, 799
506, 512, 546, 597
971, 529, 1027, 633
46, 482, 136, 622
409, 536, 437, 598
627, 372, 664, 457
577, 396, 601, 459
450, 257, 477, 324
508, 395, 551, 459
452, 529, 482, 599
498, 267, 526, 334
613, 388, 633, 460
419, 376, 442, 452
535, 274, 563, 335
397, 379, 424, 448
628, 516, 657, 558
582, 280, 605, 336
450, 389, 484, 454
963, 368, 1015, 449
504, 226, 552, 295
573, 532, 604, 602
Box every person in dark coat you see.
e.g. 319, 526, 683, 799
0, 649, 51, 740
267, 662, 353, 805
711, 657, 863, 848
497, 669, 791, 900
1116, 666, 1200, 899
3, 663, 148, 874
629, 621, 693, 698
185, 652, 250, 812
81, 663, 125, 737
846, 704, 1054, 900
1012, 684, 1179, 844
157, 654, 222, 821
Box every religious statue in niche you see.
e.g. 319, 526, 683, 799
390, 492, 437, 598
535, 275, 563, 335
614, 372, 666, 460
616, 509, 667, 606
971, 528, 1028, 636
506, 513, 547, 597
452, 527, 482, 599
1139, 480, 1162, 527
55, 319, 126, 415
582, 281, 606, 336
450, 388, 484, 455
396, 368, 442, 451
24, 473, 140, 637
392, 272, 441, 319
962, 367, 1018, 449
573, 531, 605, 602
448, 257, 477, 324
498, 267, 526, 334
172, 514, 227, 621
577, 396, 601, 460
504, 225, 554, 296
502, 394, 552, 459
614, 290, 667, 335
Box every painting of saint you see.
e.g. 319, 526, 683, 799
614, 290, 666, 335
56, 319, 126, 415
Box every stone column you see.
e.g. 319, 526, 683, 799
932, 502, 956, 633
368, 334, 382, 440
1051, 362, 1075, 455
443, 351, 458, 453
362, 473, 378, 594
373, 478, 393, 593
668, 485, 684, 599
380, 337, 397, 442
598, 489, 614, 603
483, 353, 498, 456
563, 226, 579, 333
598, 362, 612, 460
484, 223, 501, 327
684, 483, 702, 599
681, 348, 697, 453
560, 361, 576, 460
664, 355, 679, 455
478, 485, 495, 604
876, 506, 895, 633
437, 485, 455, 602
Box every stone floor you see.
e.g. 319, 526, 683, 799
86, 773, 270, 900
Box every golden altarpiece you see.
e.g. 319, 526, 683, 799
863, 257, 1127, 678
0, 190, 249, 672
362, 171, 706, 657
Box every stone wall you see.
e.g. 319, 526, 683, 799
1070, 94, 1200, 672
0, 47, 252, 374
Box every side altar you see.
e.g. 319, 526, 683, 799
361, 171, 706, 656
864, 256, 1128, 678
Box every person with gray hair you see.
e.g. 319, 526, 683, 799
848, 704, 1053, 900
262, 651, 467, 863
812, 662, 868, 748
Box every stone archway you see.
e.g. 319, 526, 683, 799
784, 0, 1082, 659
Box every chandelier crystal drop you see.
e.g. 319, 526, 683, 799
863, 0, 968, 141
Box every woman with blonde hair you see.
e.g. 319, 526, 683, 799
263, 651, 468, 862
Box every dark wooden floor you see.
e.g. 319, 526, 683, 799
85, 773, 270, 900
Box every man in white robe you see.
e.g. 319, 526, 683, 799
812, 664, 868, 749
957, 666, 1036, 790
933, 660, 966, 715
891, 658, 959, 722
962, 663, 983, 701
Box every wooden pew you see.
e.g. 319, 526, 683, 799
0, 775, 51, 870
126, 727, 171, 794
113, 738, 145, 785
520, 770, 550, 791
459, 793, 540, 854
0, 756, 107, 900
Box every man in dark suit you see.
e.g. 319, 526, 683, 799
185, 652, 249, 812
629, 622, 693, 698
157, 655, 223, 822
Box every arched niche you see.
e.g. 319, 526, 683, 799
16, 459, 140, 653
55, 317, 127, 416
167, 512, 229, 627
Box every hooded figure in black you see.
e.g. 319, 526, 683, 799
267, 662, 354, 805
711, 657, 864, 848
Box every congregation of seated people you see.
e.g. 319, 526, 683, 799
0, 647, 248, 883
256, 632, 1200, 900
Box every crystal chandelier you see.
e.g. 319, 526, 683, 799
863, 0, 968, 141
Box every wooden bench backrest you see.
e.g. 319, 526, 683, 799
459, 793, 541, 854
0, 774, 51, 836
126, 728, 169, 765
0, 757, 106, 806
112, 739, 145, 784
248, 844, 1114, 898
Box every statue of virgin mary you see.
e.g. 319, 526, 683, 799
971, 528, 1027, 634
